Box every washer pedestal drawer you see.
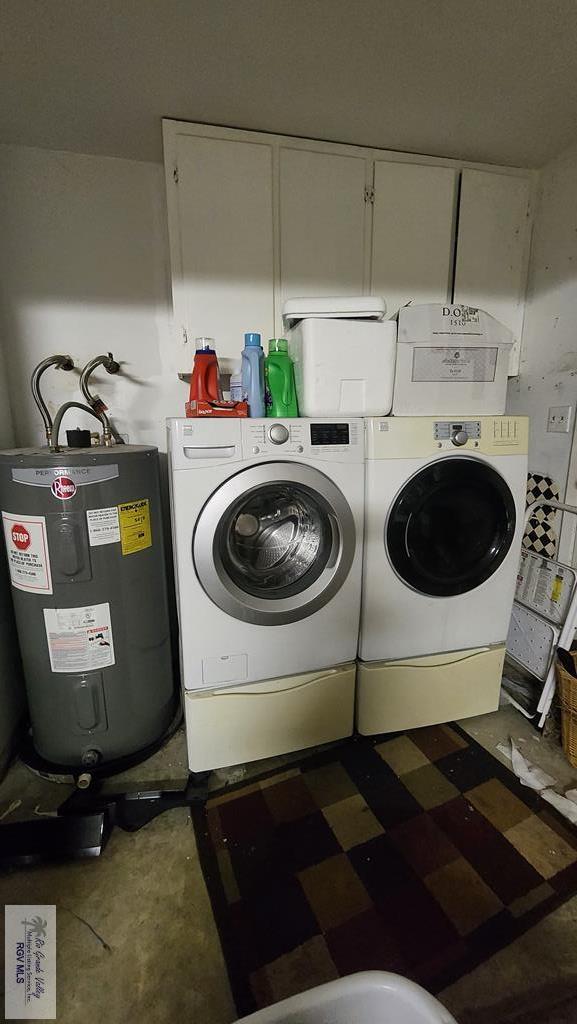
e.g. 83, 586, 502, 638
356, 645, 505, 735
185, 663, 356, 772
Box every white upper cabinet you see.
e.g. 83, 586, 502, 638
454, 169, 532, 373
164, 121, 534, 375
167, 130, 275, 365
278, 147, 370, 315
371, 161, 457, 318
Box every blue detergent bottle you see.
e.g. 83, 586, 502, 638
241, 332, 265, 417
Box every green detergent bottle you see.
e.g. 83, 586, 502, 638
265, 339, 299, 417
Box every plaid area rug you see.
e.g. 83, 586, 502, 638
192, 724, 577, 1017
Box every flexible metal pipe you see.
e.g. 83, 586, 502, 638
30, 355, 74, 445
79, 354, 124, 444
50, 402, 111, 452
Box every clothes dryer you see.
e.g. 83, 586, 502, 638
357, 415, 528, 732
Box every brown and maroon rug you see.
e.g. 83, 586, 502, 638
192, 724, 577, 1017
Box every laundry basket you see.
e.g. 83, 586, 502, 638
235, 971, 457, 1023
557, 650, 577, 768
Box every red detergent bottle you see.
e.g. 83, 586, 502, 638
187, 337, 222, 416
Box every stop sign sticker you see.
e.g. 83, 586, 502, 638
51, 475, 77, 500
11, 524, 30, 550
2, 512, 53, 594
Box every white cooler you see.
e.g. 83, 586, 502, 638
393, 304, 513, 416
283, 296, 397, 417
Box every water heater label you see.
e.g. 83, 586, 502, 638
43, 602, 115, 673
118, 499, 152, 555
1, 512, 53, 595
86, 506, 121, 546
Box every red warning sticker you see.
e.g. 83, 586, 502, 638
2, 511, 53, 594
11, 523, 31, 550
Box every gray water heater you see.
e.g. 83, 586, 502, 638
0, 445, 176, 768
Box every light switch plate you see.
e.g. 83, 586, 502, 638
547, 406, 572, 433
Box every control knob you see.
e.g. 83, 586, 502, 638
451, 428, 469, 447
269, 423, 290, 445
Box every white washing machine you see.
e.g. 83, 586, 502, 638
357, 415, 528, 733
167, 417, 364, 771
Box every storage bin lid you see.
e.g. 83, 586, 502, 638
282, 295, 386, 327
398, 303, 513, 348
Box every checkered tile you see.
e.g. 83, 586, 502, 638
193, 725, 577, 1016
524, 474, 560, 557
526, 474, 560, 514
523, 520, 558, 558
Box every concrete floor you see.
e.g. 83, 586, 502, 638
443, 704, 577, 1024
1, 706, 577, 1024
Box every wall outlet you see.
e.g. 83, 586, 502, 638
547, 405, 572, 433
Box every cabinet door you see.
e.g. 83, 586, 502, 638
454, 169, 531, 372
173, 134, 275, 364
278, 147, 369, 318
371, 161, 457, 318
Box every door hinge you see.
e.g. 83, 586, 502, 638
182, 326, 188, 345
173, 165, 179, 184
364, 186, 375, 204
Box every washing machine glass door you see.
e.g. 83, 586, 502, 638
386, 457, 516, 597
193, 462, 356, 624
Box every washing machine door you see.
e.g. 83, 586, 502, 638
193, 462, 356, 624
386, 457, 516, 597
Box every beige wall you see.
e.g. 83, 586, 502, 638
519, 141, 577, 380
508, 141, 577, 559
0, 143, 183, 451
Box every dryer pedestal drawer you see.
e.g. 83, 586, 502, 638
184, 663, 356, 772
356, 645, 505, 735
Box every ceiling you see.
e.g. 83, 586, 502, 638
2, 0, 577, 168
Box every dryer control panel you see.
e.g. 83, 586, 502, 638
432, 417, 524, 452
434, 420, 482, 448
434, 420, 481, 440
366, 416, 529, 459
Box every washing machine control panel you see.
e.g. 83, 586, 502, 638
244, 420, 363, 461
310, 422, 350, 446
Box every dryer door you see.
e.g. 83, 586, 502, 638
386, 457, 516, 597
193, 462, 356, 624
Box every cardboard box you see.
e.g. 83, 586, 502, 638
393, 304, 513, 416
186, 399, 248, 418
